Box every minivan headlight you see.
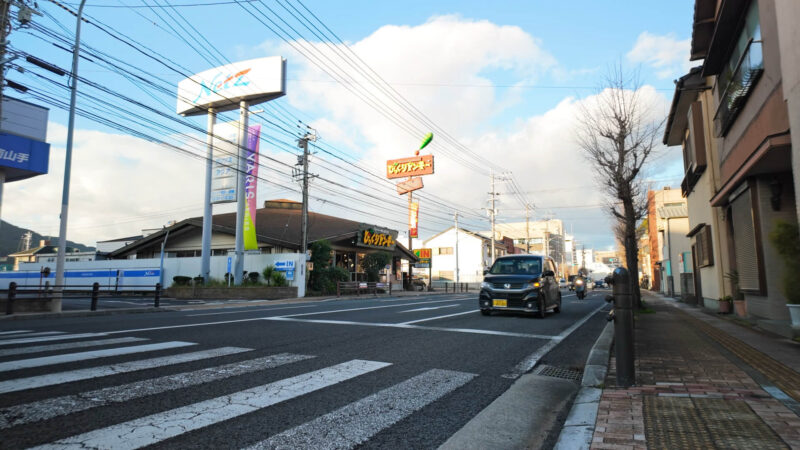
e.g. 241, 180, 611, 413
526, 281, 541, 289
480, 281, 492, 289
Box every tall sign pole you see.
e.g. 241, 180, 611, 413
200, 108, 216, 283
176, 56, 286, 285
233, 100, 249, 285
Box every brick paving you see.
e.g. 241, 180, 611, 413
591, 293, 800, 449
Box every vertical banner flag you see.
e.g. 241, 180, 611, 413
243, 124, 261, 250
409, 201, 419, 239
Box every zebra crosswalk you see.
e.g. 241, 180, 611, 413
0, 329, 477, 449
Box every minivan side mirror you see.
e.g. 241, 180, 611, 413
483, 269, 489, 275
543, 270, 555, 277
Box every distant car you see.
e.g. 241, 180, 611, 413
559, 278, 567, 289
568, 275, 578, 291
410, 276, 427, 291
594, 280, 605, 289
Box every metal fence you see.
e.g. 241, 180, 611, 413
3, 282, 163, 315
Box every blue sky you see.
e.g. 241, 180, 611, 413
8, 0, 697, 251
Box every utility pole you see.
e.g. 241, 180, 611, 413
295, 126, 316, 256
525, 204, 531, 254
489, 170, 497, 262
200, 108, 215, 284
454, 212, 459, 285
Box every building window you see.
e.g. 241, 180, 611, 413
731, 187, 761, 292
714, 1, 763, 137
694, 225, 714, 268
437, 247, 453, 255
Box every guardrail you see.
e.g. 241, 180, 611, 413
3, 282, 162, 315
429, 281, 478, 293
336, 281, 392, 297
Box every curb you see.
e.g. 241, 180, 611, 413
554, 321, 614, 450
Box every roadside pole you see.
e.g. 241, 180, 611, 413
233, 100, 249, 285
200, 108, 216, 283
454, 212, 459, 286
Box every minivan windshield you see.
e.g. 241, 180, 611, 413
489, 257, 542, 275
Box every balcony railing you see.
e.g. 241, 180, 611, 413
714, 39, 764, 137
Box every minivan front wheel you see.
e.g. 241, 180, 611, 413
537, 295, 546, 318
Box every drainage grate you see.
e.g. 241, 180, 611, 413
535, 364, 582, 382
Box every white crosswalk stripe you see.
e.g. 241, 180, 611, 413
0, 337, 149, 358
0, 353, 313, 429
0, 330, 33, 335
247, 368, 476, 449
0, 346, 250, 394
1, 330, 481, 449
34, 359, 392, 450
0, 341, 197, 372
0, 333, 108, 347
0, 331, 65, 340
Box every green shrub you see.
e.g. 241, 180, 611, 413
172, 276, 191, 286
769, 220, 800, 304
361, 252, 392, 282
270, 271, 288, 287
262, 266, 275, 285
247, 272, 260, 284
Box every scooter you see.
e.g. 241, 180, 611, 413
575, 277, 586, 299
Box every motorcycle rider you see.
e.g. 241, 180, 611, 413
575, 268, 588, 299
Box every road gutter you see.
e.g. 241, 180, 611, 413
554, 320, 615, 450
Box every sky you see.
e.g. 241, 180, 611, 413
4, 0, 697, 252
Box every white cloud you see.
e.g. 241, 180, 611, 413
4, 16, 678, 251
627, 32, 692, 79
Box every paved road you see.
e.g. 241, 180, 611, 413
0, 289, 611, 449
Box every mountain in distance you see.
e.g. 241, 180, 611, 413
0, 220, 95, 258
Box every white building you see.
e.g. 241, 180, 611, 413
658, 204, 691, 298
423, 227, 504, 283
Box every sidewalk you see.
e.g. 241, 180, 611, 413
591, 291, 800, 449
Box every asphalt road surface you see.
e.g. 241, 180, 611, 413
0, 288, 611, 449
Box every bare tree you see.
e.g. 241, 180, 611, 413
577, 67, 664, 308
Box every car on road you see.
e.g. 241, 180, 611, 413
594, 279, 605, 289
559, 278, 567, 289
478, 254, 562, 318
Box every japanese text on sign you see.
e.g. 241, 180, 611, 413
386, 155, 434, 179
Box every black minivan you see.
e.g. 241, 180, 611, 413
478, 255, 562, 318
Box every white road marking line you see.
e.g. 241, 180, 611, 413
248, 368, 476, 449
0, 353, 313, 429
0, 342, 197, 372
186, 304, 318, 317
0, 330, 32, 335
35, 359, 391, 450
278, 298, 475, 318
264, 317, 557, 340
503, 301, 609, 379
400, 304, 460, 313
400, 310, 476, 325
0, 333, 108, 347
379, 295, 473, 303
0, 347, 250, 394
0, 331, 65, 340
0, 337, 149, 358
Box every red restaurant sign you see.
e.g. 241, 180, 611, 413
409, 202, 419, 238
386, 155, 434, 179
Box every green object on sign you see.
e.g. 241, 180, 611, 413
419, 132, 433, 150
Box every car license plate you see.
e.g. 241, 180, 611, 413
493, 299, 507, 307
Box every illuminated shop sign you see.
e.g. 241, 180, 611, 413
357, 225, 398, 250
386, 155, 434, 179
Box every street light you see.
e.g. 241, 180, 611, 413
54, 0, 87, 311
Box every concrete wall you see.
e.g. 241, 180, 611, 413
664, 217, 691, 297
774, 0, 800, 225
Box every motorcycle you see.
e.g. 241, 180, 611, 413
575, 277, 586, 299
